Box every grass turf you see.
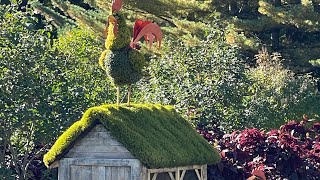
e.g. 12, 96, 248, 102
43, 104, 220, 168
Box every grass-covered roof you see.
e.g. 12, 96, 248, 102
43, 104, 220, 168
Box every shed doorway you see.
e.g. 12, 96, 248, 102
69, 165, 131, 180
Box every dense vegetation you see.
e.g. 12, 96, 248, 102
0, 0, 320, 179
0, 4, 114, 179
199, 116, 320, 179
137, 30, 320, 131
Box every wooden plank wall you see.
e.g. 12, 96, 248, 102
69, 165, 131, 180
58, 124, 143, 180
65, 124, 135, 159
59, 158, 143, 180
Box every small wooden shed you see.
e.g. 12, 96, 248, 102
44, 104, 220, 180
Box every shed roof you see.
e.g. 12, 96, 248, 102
43, 104, 220, 168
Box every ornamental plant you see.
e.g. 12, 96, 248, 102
99, 0, 162, 105
198, 116, 320, 180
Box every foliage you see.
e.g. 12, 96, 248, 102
136, 28, 248, 131
310, 59, 320, 67
44, 104, 221, 168
198, 116, 320, 180
207, 0, 320, 79
136, 27, 320, 131
0, 4, 114, 179
104, 13, 131, 51
13, 0, 320, 77
244, 48, 320, 129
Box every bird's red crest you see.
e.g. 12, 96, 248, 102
112, 0, 122, 13
131, 19, 162, 49
133, 20, 152, 40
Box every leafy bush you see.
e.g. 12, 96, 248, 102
136, 27, 248, 131
136, 30, 320, 131
244, 48, 320, 129
0, 4, 114, 179
198, 116, 320, 180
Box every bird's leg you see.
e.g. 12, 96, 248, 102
117, 86, 120, 105
127, 84, 132, 106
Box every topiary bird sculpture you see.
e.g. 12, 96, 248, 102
99, 0, 162, 105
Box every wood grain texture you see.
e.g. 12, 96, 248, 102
70, 165, 92, 180
92, 166, 105, 180
58, 158, 143, 180
58, 159, 70, 180
65, 124, 135, 159
201, 165, 207, 180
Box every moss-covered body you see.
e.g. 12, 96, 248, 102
99, 13, 146, 86
104, 47, 145, 85
43, 104, 220, 169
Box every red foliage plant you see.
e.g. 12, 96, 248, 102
198, 116, 320, 180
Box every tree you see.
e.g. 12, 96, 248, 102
136, 27, 249, 131
217, 0, 320, 75
0, 4, 114, 179
22, 0, 320, 77
31, 0, 216, 43
245, 47, 320, 129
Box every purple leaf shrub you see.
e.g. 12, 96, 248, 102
198, 116, 320, 180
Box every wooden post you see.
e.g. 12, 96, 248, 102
145, 165, 207, 180
117, 86, 120, 105
195, 168, 201, 180
142, 167, 148, 180
201, 165, 207, 180
151, 173, 158, 180
175, 168, 180, 180
168, 172, 175, 180
147, 170, 151, 180
180, 170, 186, 180
127, 84, 131, 106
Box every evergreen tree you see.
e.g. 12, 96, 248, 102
31, 0, 215, 42
217, 0, 320, 75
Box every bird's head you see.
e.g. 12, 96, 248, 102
104, 15, 118, 37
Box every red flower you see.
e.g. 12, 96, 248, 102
311, 122, 320, 132
309, 142, 320, 162
236, 128, 265, 153
266, 129, 279, 143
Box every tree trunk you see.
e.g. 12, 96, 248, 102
312, 0, 320, 12
271, 0, 281, 50
271, 28, 280, 50
229, 0, 238, 15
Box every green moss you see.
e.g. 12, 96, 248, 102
128, 48, 146, 71
43, 104, 220, 168
104, 47, 144, 85
102, 12, 146, 86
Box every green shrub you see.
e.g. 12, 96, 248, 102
0, 4, 114, 179
136, 27, 248, 131
244, 48, 320, 129
136, 27, 320, 131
